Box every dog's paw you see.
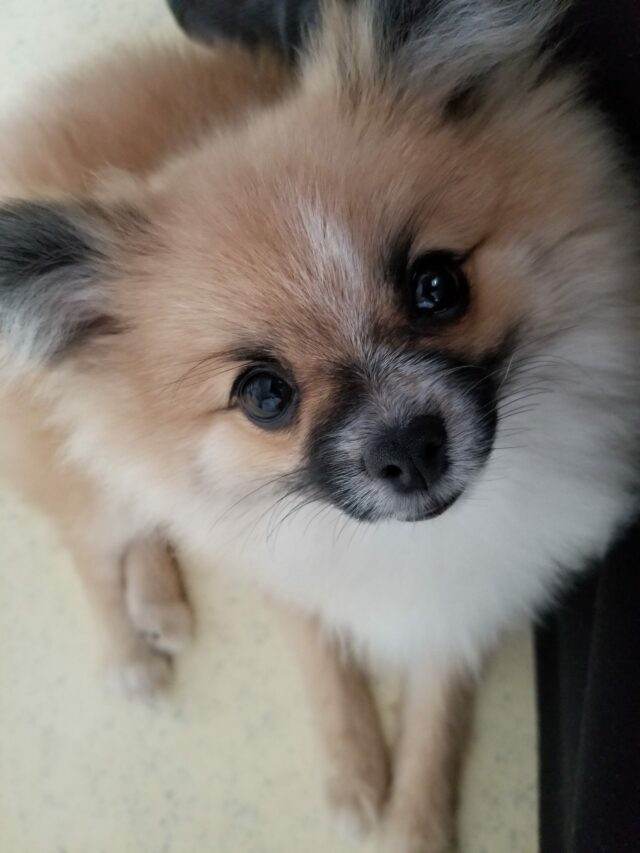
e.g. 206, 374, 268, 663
326, 773, 386, 841
133, 599, 194, 655
106, 644, 173, 699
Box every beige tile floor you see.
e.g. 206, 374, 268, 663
0, 3, 538, 851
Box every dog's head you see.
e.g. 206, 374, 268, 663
1, 1, 638, 528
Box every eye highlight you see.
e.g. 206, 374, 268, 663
407, 252, 470, 322
233, 364, 297, 429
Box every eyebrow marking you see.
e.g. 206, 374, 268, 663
223, 345, 279, 365
167, 343, 289, 401
386, 229, 414, 287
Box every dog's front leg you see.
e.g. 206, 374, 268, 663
277, 605, 390, 840
123, 535, 193, 657
384, 665, 475, 853
69, 531, 193, 698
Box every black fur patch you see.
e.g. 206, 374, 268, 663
168, 0, 320, 60
0, 202, 93, 284
0, 201, 116, 360
386, 229, 414, 289
305, 344, 503, 521
168, 0, 443, 64
442, 74, 490, 122
375, 0, 439, 54
304, 360, 370, 516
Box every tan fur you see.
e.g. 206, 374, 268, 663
0, 41, 290, 693
385, 671, 474, 853
0, 42, 290, 197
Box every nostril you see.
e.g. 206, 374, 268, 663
380, 464, 402, 480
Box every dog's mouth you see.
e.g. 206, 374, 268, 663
306, 406, 496, 524
319, 480, 466, 524
393, 492, 460, 523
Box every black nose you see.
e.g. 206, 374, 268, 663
363, 415, 448, 494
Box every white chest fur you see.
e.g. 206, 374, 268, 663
192, 428, 635, 671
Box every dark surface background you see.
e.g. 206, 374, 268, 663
537, 3, 640, 851
167, 2, 640, 850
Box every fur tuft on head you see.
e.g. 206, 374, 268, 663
305, 0, 569, 112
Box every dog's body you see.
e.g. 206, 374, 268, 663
1, 2, 639, 850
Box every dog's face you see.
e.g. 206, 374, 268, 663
137, 104, 514, 524
1, 2, 638, 529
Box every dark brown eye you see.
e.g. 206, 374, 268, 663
234, 365, 296, 429
408, 253, 469, 321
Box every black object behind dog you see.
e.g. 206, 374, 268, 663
167, 2, 640, 850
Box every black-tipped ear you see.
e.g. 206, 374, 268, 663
0, 200, 122, 364
167, 0, 318, 60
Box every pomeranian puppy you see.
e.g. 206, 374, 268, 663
1, 1, 639, 849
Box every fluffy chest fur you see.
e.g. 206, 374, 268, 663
180, 363, 639, 671
55, 317, 635, 672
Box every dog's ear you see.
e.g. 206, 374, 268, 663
167, 0, 312, 59
308, 0, 567, 117
0, 199, 140, 365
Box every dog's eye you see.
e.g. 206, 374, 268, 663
235, 366, 296, 429
408, 253, 469, 321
